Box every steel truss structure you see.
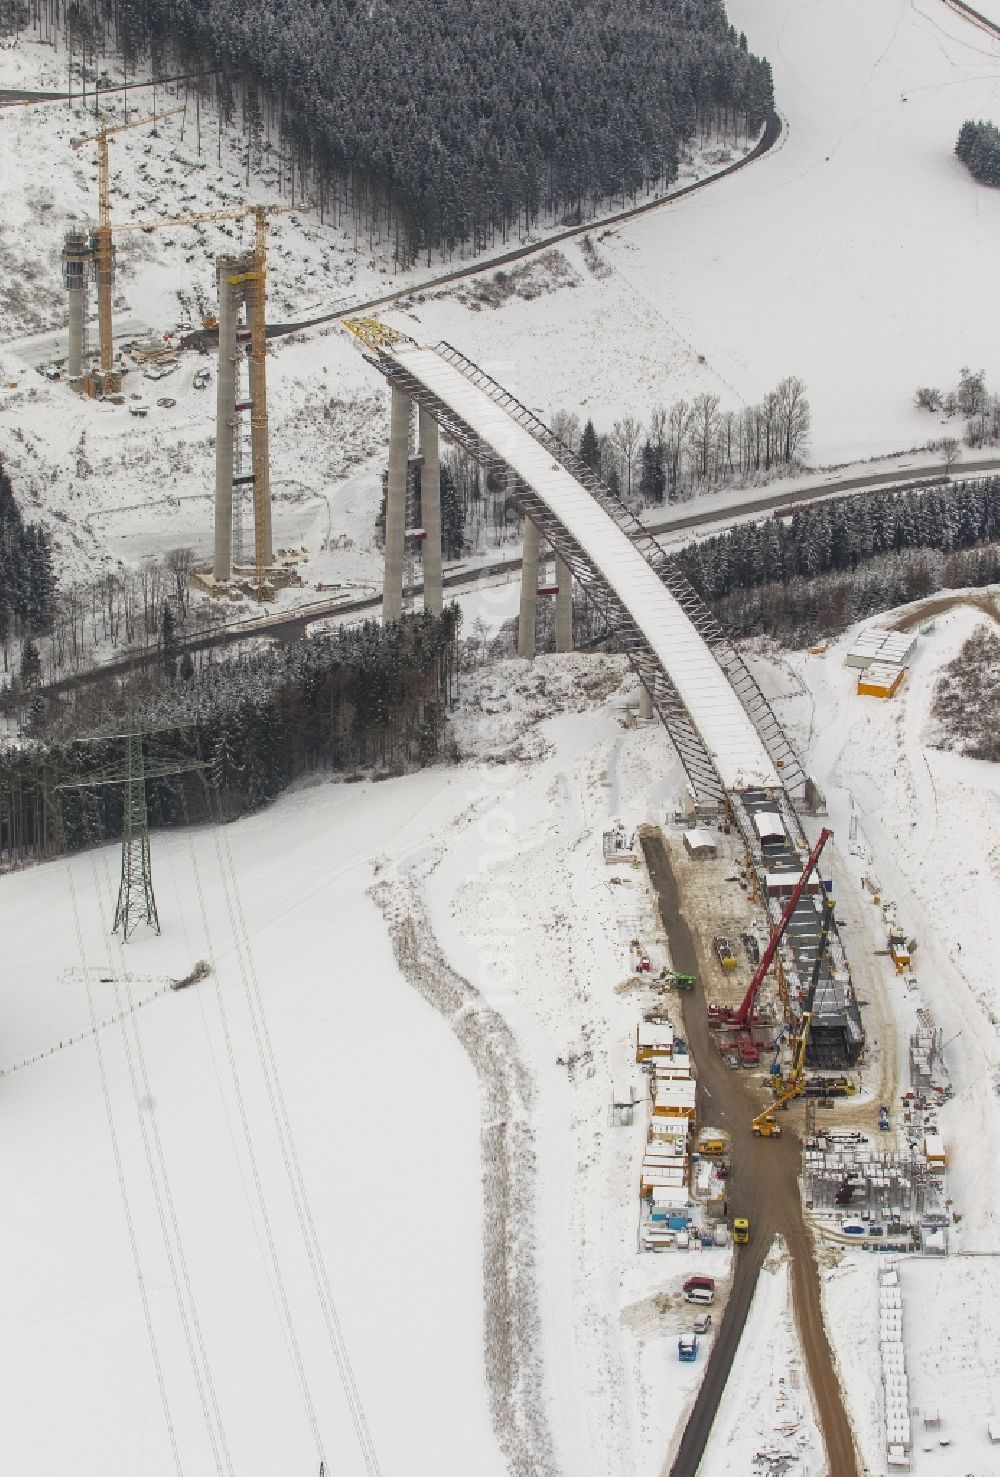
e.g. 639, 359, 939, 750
363, 335, 805, 805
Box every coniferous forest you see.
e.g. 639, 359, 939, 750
677, 477, 1000, 644
0, 459, 55, 664
0, 610, 460, 867
119, 0, 773, 260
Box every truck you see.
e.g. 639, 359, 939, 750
733, 1216, 750, 1244
696, 1131, 727, 1158
682, 1276, 716, 1305
677, 1334, 699, 1362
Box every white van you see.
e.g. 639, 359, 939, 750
683, 1285, 715, 1305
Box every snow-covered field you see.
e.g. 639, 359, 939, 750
0, 656, 754, 1477
379, 0, 1000, 463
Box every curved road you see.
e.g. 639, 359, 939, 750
177, 110, 784, 358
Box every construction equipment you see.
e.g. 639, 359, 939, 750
752, 1011, 813, 1137
660, 967, 697, 991
708, 826, 833, 1064
70, 106, 184, 392
733, 1216, 750, 1244
109, 203, 294, 596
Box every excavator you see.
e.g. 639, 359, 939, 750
659, 967, 697, 992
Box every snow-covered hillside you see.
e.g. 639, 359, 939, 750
5, 0, 1000, 593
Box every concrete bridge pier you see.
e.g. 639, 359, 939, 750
555, 553, 573, 653
518, 517, 541, 658
213, 255, 242, 583
62, 230, 90, 384
383, 384, 411, 624
419, 407, 443, 614
639, 683, 654, 720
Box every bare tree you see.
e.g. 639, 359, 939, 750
936, 437, 963, 474
664, 399, 694, 498
611, 415, 642, 499
774, 376, 811, 464
166, 547, 196, 617
688, 393, 720, 482
550, 409, 581, 453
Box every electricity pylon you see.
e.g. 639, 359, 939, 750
58, 719, 205, 941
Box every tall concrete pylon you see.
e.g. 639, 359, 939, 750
555, 553, 573, 653
383, 384, 411, 624
213, 254, 243, 582
419, 407, 443, 614
62, 230, 90, 383
518, 517, 541, 659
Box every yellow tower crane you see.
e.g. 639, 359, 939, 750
109, 203, 295, 595
70, 105, 184, 391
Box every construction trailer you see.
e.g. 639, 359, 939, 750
636, 1021, 675, 1063
858, 662, 905, 699
845, 628, 917, 669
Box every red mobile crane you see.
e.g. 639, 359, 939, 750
709, 827, 833, 1064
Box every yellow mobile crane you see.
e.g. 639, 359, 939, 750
70, 106, 184, 392
752, 1013, 812, 1137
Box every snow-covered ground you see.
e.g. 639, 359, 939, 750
774, 601, 1000, 1246
387, 0, 1000, 464
699, 1242, 824, 1476
0, 654, 758, 1477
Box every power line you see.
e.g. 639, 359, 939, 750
95, 848, 235, 1477
209, 798, 383, 1475
178, 789, 328, 1465
64, 852, 185, 1477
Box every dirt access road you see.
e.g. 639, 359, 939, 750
640, 834, 858, 1477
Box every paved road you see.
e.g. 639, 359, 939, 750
5, 316, 150, 368
941, 0, 1000, 39
0, 73, 216, 109
35, 460, 1000, 701
640, 834, 858, 1477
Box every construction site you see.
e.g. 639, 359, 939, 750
2, 33, 999, 1477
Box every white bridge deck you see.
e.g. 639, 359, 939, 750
387, 341, 779, 792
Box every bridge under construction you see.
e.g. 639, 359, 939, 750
349, 323, 864, 1068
